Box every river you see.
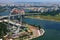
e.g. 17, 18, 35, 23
23, 18, 60, 40
0, 9, 60, 40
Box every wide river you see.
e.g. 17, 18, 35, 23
23, 18, 60, 40
0, 9, 60, 40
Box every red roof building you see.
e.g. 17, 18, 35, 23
11, 9, 25, 15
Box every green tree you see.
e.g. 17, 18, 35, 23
0, 22, 8, 38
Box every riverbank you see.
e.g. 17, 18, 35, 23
23, 18, 60, 40
25, 24, 45, 39
0, 19, 45, 40
25, 15, 60, 22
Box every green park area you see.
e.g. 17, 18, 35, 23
25, 14, 60, 22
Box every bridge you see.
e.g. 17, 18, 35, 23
0, 19, 21, 26
0, 13, 41, 19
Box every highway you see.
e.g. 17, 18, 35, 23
0, 19, 21, 26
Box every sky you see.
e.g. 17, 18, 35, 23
0, 0, 60, 3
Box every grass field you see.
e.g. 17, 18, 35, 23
25, 14, 60, 22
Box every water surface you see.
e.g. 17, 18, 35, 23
23, 18, 60, 40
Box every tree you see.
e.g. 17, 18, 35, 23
0, 22, 8, 38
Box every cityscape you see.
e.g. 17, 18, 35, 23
0, 0, 60, 40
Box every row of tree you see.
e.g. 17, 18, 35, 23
41, 9, 60, 16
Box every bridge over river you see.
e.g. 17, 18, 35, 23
0, 13, 41, 19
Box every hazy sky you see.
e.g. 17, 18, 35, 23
0, 0, 60, 3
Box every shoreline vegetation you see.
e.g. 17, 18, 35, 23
25, 15, 60, 22
0, 20, 45, 40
